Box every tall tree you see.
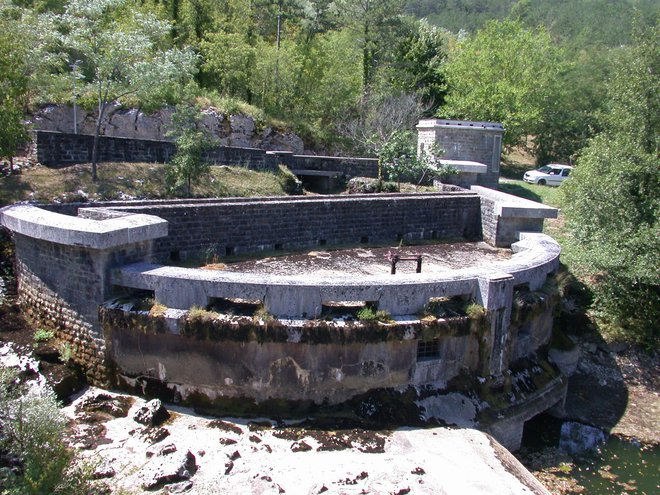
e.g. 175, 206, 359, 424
0, 8, 29, 173
561, 23, 659, 345
46, 0, 197, 181
335, 0, 405, 93
441, 19, 566, 151
391, 18, 448, 113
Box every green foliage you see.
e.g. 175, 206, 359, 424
165, 104, 212, 197
561, 24, 659, 346
391, 19, 448, 112
41, 0, 198, 179
32, 328, 55, 343
441, 19, 567, 151
408, 0, 659, 49
466, 303, 486, 321
0, 367, 95, 495
276, 165, 303, 195
379, 130, 439, 186
0, 9, 29, 165
58, 342, 73, 363
356, 307, 392, 323
335, 0, 406, 92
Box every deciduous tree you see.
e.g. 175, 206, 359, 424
46, 0, 197, 181
561, 23, 659, 345
441, 19, 566, 151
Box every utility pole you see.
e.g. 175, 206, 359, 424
70, 60, 81, 134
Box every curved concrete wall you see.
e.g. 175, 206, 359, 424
111, 233, 559, 319
0, 192, 560, 408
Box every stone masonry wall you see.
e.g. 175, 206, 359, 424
34, 131, 273, 171
478, 193, 549, 248
33, 131, 380, 177
13, 233, 155, 384
430, 127, 501, 189
100, 194, 482, 262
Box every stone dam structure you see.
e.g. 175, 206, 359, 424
0, 187, 574, 451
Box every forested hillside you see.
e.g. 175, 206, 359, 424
407, 0, 659, 47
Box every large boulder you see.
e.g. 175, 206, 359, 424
140, 449, 197, 490
133, 398, 171, 427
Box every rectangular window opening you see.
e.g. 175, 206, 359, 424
207, 297, 262, 317
417, 339, 441, 361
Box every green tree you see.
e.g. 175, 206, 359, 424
441, 19, 566, 151
379, 129, 436, 188
335, 0, 406, 93
165, 104, 211, 197
46, 0, 197, 181
0, 13, 29, 174
390, 19, 448, 113
561, 23, 659, 345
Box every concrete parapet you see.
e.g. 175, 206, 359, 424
0, 204, 167, 249
112, 233, 560, 320
472, 186, 559, 247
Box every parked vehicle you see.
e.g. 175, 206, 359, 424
523, 164, 573, 186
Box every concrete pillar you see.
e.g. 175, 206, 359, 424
476, 273, 514, 376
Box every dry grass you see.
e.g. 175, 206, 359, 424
0, 162, 290, 206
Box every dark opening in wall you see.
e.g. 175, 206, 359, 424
321, 300, 368, 319
207, 297, 262, 317
431, 230, 438, 240
225, 246, 235, 256
396, 233, 403, 242
360, 236, 369, 244
111, 288, 156, 310
417, 339, 441, 361
274, 243, 283, 251
170, 250, 180, 262
318, 239, 327, 246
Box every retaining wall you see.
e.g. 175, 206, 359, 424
472, 186, 558, 247
0, 205, 166, 384
79, 192, 482, 262
32, 130, 380, 177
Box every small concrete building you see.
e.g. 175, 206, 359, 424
417, 119, 505, 188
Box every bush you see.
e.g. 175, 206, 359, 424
0, 367, 95, 495
357, 307, 392, 323
347, 177, 398, 194
32, 328, 55, 343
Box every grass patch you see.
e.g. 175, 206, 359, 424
0, 163, 292, 206
498, 180, 562, 207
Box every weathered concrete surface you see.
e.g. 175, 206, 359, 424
112, 233, 559, 318
0, 204, 167, 249
63, 387, 551, 495
473, 186, 559, 248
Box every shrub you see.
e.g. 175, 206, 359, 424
357, 307, 392, 323
466, 303, 486, 321
253, 306, 274, 323
0, 367, 95, 495
33, 328, 55, 343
